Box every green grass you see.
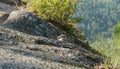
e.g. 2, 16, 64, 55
90, 34, 120, 68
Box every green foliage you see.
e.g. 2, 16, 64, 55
73, 0, 120, 40
114, 21, 120, 35
90, 34, 120, 68
21, 0, 27, 2
25, 0, 77, 23
23, 0, 84, 42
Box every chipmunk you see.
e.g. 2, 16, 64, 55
57, 34, 67, 42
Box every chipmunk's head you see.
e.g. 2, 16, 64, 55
57, 34, 66, 42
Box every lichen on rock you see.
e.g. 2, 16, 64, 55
2, 10, 77, 43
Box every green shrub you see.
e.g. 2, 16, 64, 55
21, 0, 27, 2
114, 21, 120, 35
24, 0, 77, 23
22, 0, 84, 42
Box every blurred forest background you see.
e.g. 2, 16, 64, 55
73, 0, 120, 41
73, 0, 120, 68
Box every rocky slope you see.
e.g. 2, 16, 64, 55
0, 2, 103, 69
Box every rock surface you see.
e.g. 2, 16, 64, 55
0, 2, 18, 24
0, 2, 18, 13
0, 0, 22, 5
0, 2, 103, 69
0, 26, 102, 69
2, 10, 77, 43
